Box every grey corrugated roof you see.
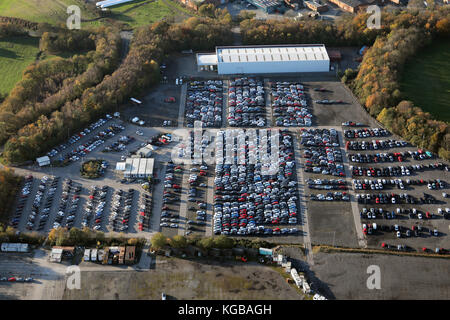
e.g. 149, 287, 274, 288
217, 44, 329, 63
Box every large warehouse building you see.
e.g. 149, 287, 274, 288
197, 44, 330, 75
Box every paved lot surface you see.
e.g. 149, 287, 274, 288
311, 251, 450, 300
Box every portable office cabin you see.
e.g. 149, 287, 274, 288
259, 247, 273, 256
91, 249, 98, 262
290, 268, 303, 288
84, 249, 91, 261
137, 145, 153, 158
1, 243, 29, 252
50, 248, 63, 263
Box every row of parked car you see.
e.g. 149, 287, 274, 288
160, 161, 181, 229
47, 116, 113, 158
345, 139, 408, 151
0, 276, 33, 283
213, 130, 299, 236
103, 135, 135, 152
10, 175, 34, 228
344, 128, 390, 139
137, 193, 152, 231
356, 192, 438, 205
228, 77, 265, 127
54, 179, 81, 230
36, 176, 59, 231
352, 164, 447, 179
360, 207, 450, 220
25, 176, 50, 231
271, 81, 312, 127
111, 188, 134, 232
310, 192, 350, 201
353, 178, 446, 191
185, 80, 223, 128
362, 222, 440, 238
55, 122, 125, 164
342, 121, 365, 127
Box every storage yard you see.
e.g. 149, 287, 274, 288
2, 50, 449, 300
5, 66, 450, 251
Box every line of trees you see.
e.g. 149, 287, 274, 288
348, 8, 450, 160
0, 226, 45, 246
0, 16, 39, 31
1, 16, 232, 163
47, 226, 145, 247
240, 13, 386, 47
0, 168, 22, 224
151, 232, 275, 251
0, 22, 28, 37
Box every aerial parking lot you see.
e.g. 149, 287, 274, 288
4, 54, 450, 264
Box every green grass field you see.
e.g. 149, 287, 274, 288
400, 40, 450, 122
107, 0, 176, 28
0, 0, 194, 29
0, 0, 98, 25
0, 36, 40, 95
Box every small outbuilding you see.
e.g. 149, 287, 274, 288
36, 156, 51, 167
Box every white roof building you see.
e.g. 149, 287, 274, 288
118, 158, 154, 178
36, 156, 51, 167
137, 145, 153, 158
96, 0, 133, 8
197, 44, 330, 74
50, 248, 63, 263
1, 243, 29, 252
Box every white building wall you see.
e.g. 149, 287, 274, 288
217, 60, 329, 75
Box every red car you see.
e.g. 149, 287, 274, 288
164, 97, 176, 103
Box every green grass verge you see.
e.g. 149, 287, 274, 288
0, 0, 97, 25
400, 40, 450, 122
0, 36, 40, 95
106, 0, 194, 29
107, 0, 174, 28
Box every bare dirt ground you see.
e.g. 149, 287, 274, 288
311, 251, 450, 300
62, 256, 304, 300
